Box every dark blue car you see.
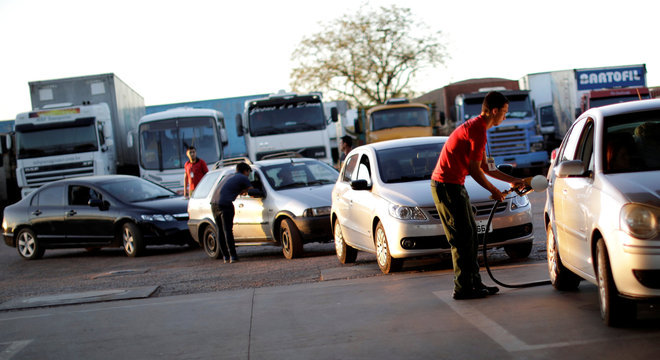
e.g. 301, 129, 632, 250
2, 175, 191, 259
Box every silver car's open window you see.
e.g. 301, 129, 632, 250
604, 111, 660, 173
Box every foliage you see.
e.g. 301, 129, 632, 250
290, 4, 447, 107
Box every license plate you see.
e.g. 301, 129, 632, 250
476, 219, 492, 234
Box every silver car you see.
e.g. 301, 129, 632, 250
545, 99, 660, 326
331, 136, 534, 274
187, 157, 338, 259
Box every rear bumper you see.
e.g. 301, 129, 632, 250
293, 215, 332, 243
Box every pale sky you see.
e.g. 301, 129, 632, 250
1, 0, 659, 120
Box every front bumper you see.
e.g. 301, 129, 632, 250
139, 220, 192, 245
607, 231, 660, 299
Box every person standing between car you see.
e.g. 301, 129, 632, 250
431, 91, 526, 300
183, 146, 208, 199
338, 135, 353, 167
210, 162, 253, 263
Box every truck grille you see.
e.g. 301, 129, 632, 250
488, 127, 529, 156
257, 146, 327, 160
23, 161, 95, 187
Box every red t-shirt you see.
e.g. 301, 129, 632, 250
431, 115, 487, 185
184, 159, 208, 191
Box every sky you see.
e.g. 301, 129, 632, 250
1, 0, 659, 120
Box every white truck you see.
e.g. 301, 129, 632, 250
235, 92, 338, 164
519, 72, 558, 144
15, 73, 144, 198
137, 107, 228, 193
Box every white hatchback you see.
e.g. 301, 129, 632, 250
331, 136, 534, 274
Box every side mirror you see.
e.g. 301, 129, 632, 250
556, 160, 585, 178
247, 188, 264, 198
88, 199, 109, 210
219, 128, 228, 145
350, 179, 371, 191
330, 107, 338, 123
126, 132, 134, 148
235, 114, 244, 137
497, 163, 514, 175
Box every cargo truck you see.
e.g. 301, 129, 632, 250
356, 98, 434, 144
138, 107, 228, 193
15, 73, 144, 198
235, 92, 337, 164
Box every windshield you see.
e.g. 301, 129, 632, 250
139, 116, 220, 170
603, 111, 660, 173
461, 94, 533, 120
248, 101, 326, 136
462, 99, 483, 120
590, 94, 651, 109
376, 142, 444, 183
261, 160, 338, 190
99, 178, 176, 203
16, 119, 98, 159
371, 107, 430, 131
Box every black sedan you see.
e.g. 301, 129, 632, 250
2, 175, 191, 259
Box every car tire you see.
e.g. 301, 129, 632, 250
597, 238, 636, 327
122, 222, 145, 257
375, 222, 402, 274
504, 241, 533, 259
202, 226, 223, 259
16, 228, 45, 260
281, 218, 303, 259
334, 220, 357, 264
546, 222, 580, 290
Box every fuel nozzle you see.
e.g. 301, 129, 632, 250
503, 175, 549, 197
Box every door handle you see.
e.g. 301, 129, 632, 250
238, 204, 244, 208
67, 210, 77, 216
31, 210, 42, 216
562, 189, 568, 195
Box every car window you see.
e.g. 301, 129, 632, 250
191, 171, 222, 199
559, 118, 587, 162
356, 155, 371, 185
578, 120, 594, 173
69, 185, 102, 206
604, 112, 660, 173
377, 142, 443, 183
36, 185, 65, 206
341, 154, 359, 183
100, 178, 175, 203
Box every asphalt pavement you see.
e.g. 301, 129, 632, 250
2, 261, 659, 360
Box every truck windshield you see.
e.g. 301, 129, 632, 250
371, 107, 430, 131
139, 116, 220, 170
462, 94, 532, 120
248, 101, 326, 136
16, 120, 98, 159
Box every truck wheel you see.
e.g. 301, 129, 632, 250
504, 241, 533, 259
202, 226, 223, 259
334, 220, 357, 264
375, 222, 402, 274
547, 222, 580, 290
122, 222, 145, 257
17, 228, 45, 260
281, 218, 303, 259
597, 238, 636, 327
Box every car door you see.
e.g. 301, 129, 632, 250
340, 153, 375, 250
29, 184, 66, 244
334, 154, 360, 244
233, 170, 270, 241
553, 118, 592, 268
65, 185, 115, 244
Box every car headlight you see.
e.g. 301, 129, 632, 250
510, 194, 529, 210
141, 214, 176, 222
620, 204, 659, 239
531, 142, 544, 152
303, 206, 331, 217
388, 203, 427, 220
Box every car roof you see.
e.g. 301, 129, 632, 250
359, 136, 449, 152
209, 157, 326, 174
38, 175, 142, 188
584, 99, 660, 118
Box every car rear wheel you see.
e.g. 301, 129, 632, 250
546, 222, 581, 290
281, 218, 303, 259
203, 226, 223, 259
597, 238, 636, 327
17, 228, 45, 260
375, 222, 402, 274
122, 222, 145, 257
504, 241, 533, 259
334, 220, 357, 264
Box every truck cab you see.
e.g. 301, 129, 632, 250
364, 99, 433, 143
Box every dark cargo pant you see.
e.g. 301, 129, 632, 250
211, 203, 238, 260
431, 180, 482, 293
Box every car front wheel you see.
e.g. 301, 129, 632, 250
281, 218, 303, 259
375, 222, 402, 274
546, 222, 580, 290
17, 228, 45, 260
203, 226, 223, 259
597, 238, 636, 327
334, 220, 357, 264
122, 222, 145, 257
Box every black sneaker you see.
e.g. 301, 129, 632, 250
475, 283, 499, 295
230, 256, 239, 263
452, 288, 489, 300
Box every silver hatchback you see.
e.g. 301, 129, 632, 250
545, 99, 660, 326
187, 157, 338, 259
331, 136, 534, 274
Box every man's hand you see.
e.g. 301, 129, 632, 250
489, 188, 505, 202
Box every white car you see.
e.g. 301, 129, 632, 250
331, 136, 534, 274
187, 157, 338, 259
545, 99, 660, 326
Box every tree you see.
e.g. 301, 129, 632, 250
290, 4, 447, 107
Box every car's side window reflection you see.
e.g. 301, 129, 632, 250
560, 118, 587, 162
37, 185, 64, 206
356, 155, 371, 184
342, 154, 359, 183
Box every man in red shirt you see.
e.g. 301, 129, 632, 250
183, 146, 208, 198
431, 91, 525, 300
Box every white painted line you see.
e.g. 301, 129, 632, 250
0, 340, 32, 360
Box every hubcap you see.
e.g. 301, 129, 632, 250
334, 223, 344, 258
597, 250, 608, 316
282, 229, 290, 252
123, 228, 134, 254
18, 232, 35, 256
206, 232, 217, 252
547, 230, 557, 282
376, 228, 387, 266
